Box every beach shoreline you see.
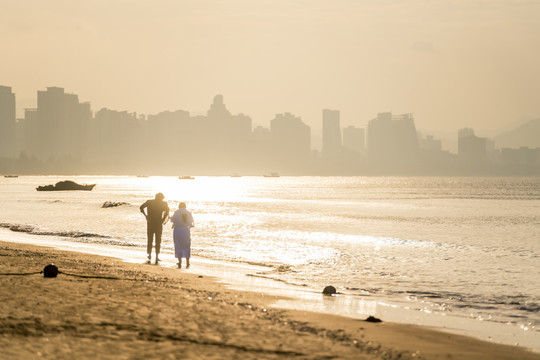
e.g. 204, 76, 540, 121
2, 226, 539, 352
1, 239, 539, 360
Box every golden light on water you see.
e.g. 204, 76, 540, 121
131, 176, 252, 204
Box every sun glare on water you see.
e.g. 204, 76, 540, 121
132, 176, 252, 204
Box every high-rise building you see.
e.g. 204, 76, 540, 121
367, 112, 418, 163
458, 128, 487, 163
205, 95, 252, 168
342, 126, 364, 154
207, 94, 231, 120
458, 128, 475, 139
271, 112, 311, 160
322, 109, 341, 158
33, 87, 91, 160
147, 109, 191, 157
0, 86, 16, 157
205, 94, 233, 151
94, 108, 141, 167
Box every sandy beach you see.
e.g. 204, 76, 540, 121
0, 240, 538, 360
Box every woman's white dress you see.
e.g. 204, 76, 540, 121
171, 208, 194, 259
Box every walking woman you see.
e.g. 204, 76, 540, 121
171, 202, 194, 268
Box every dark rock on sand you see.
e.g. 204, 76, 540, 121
365, 316, 382, 323
43, 264, 59, 278
322, 286, 337, 295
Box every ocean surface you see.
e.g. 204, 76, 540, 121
1, 176, 539, 349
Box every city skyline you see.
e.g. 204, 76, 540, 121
2, 1, 540, 137
1, 85, 539, 176
2, 83, 538, 153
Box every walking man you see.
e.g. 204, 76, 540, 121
140, 192, 169, 264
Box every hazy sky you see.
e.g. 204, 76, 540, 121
2, 0, 540, 138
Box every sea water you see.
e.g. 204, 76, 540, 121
1, 176, 539, 349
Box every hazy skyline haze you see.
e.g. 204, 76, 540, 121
2, 0, 540, 138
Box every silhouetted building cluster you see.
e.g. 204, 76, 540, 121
367, 112, 419, 168
458, 128, 486, 163
501, 147, 540, 171
0, 85, 538, 175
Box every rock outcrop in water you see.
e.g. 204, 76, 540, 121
102, 201, 130, 208
36, 180, 96, 191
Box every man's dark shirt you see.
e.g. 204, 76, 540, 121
140, 199, 169, 225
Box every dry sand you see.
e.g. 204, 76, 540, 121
0, 240, 538, 360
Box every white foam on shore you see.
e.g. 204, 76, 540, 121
2, 228, 539, 353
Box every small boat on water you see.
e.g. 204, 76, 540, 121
4, 175, 18, 178
263, 173, 280, 178
178, 176, 195, 180
36, 180, 96, 191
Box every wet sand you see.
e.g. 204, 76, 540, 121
1, 240, 538, 360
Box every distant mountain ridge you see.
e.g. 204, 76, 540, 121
494, 118, 540, 149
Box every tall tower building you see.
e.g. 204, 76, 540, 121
34, 87, 91, 160
94, 108, 140, 165
367, 112, 418, 163
207, 94, 231, 120
458, 128, 475, 139
458, 128, 487, 163
271, 112, 311, 160
204, 95, 252, 167
322, 109, 341, 158
0, 86, 16, 157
